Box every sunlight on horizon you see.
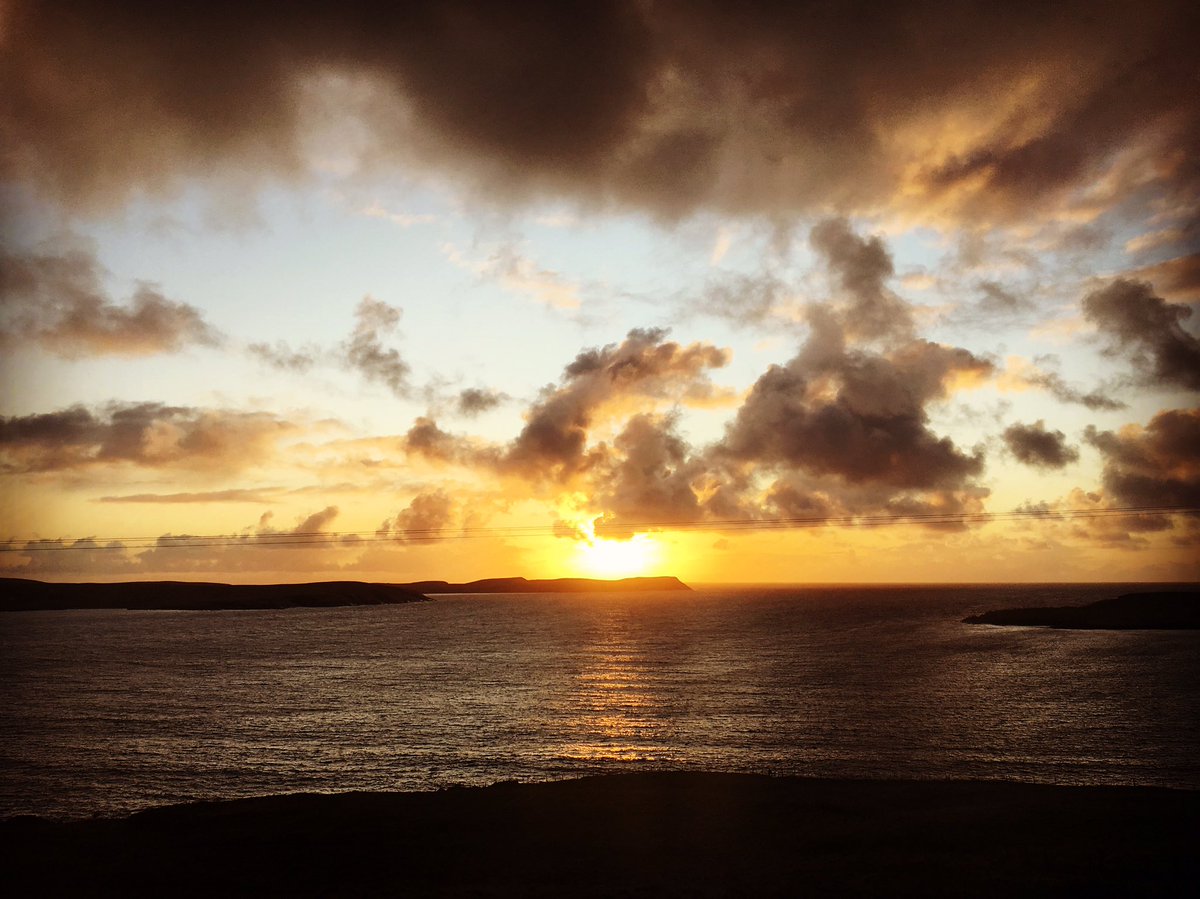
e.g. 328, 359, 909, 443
573, 534, 661, 579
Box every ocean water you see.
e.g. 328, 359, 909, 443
1, 584, 1197, 820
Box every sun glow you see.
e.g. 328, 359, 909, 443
574, 534, 660, 579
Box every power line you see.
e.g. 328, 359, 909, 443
3, 505, 1197, 552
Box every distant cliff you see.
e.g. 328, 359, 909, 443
405, 576, 692, 594
964, 591, 1199, 630
0, 578, 429, 611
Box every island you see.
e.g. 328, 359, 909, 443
964, 590, 1200, 630
0, 575, 692, 611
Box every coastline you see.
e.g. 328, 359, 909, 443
4, 772, 1196, 896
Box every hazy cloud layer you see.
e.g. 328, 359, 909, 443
1083, 279, 1200, 390
5, 1, 1195, 225
98, 488, 282, 504
247, 341, 321, 372
1008, 355, 1128, 412
0, 403, 292, 473
1003, 421, 1080, 469
0, 247, 221, 356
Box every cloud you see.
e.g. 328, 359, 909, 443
503, 327, 730, 480
1124, 253, 1200, 303
588, 412, 707, 532
999, 357, 1127, 411
1003, 420, 1080, 469
0, 246, 221, 356
1015, 410, 1200, 547
456, 388, 507, 416
1084, 408, 1200, 508
810, 218, 913, 341
361, 201, 437, 227
2, 506, 355, 578
0, 403, 293, 473
97, 488, 282, 503
377, 490, 456, 542
247, 341, 322, 372
1083, 279, 1200, 390
405, 224, 996, 535
442, 242, 582, 310
719, 325, 989, 490
693, 271, 789, 327
6, 1, 1195, 226
343, 296, 410, 397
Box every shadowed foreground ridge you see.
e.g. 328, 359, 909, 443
964, 590, 1200, 629
2, 773, 1196, 897
0, 575, 689, 611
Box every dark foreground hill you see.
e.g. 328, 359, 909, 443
3, 772, 1196, 897
964, 590, 1200, 629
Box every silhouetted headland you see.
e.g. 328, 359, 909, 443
3, 772, 1196, 897
964, 590, 1200, 629
0, 578, 430, 611
0, 575, 691, 611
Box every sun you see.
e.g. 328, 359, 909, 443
574, 534, 660, 579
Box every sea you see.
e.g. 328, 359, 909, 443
1, 583, 1197, 820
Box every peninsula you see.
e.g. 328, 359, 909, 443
964, 590, 1200, 630
0, 575, 691, 611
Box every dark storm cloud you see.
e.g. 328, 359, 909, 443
1083, 279, 1200, 390
5, 1, 1195, 223
1003, 421, 1080, 469
0, 403, 293, 473
343, 297, 410, 397
1085, 408, 1200, 508
719, 340, 987, 489
0, 247, 221, 356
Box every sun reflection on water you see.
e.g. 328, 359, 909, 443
560, 608, 672, 763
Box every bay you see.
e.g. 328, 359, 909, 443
2, 584, 1197, 820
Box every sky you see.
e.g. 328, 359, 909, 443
1, 0, 1198, 584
